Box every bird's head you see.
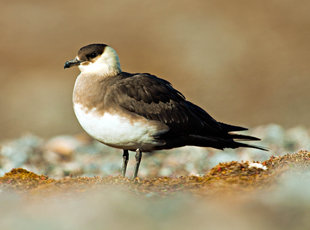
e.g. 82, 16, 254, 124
64, 43, 121, 76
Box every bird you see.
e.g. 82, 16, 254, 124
64, 43, 266, 179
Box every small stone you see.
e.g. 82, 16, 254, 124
248, 162, 268, 170
45, 135, 82, 158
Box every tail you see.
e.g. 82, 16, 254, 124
187, 122, 268, 151
188, 134, 268, 151
220, 122, 267, 150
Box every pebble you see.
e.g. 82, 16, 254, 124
248, 162, 268, 170
45, 135, 82, 157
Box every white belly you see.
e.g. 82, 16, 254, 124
74, 103, 167, 151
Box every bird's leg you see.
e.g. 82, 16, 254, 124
122, 150, 129, 177
133, 148, 142, 179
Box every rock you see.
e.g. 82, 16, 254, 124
44, 135, 82, 159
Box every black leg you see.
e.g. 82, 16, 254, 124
122, 150, 129, 177
133, 148, 142, 179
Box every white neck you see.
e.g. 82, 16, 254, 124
78, 46, 122, 76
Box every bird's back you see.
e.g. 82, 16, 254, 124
99, 72, 265, 151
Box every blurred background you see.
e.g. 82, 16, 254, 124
1, 0, 309, 140
1, 2, 310, 230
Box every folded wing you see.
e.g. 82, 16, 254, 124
105, 73, 266, 151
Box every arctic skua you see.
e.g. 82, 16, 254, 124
64, 43, 265, 178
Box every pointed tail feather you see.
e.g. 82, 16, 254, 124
231, 141, 268, 151
218, 123, 267, 150
219, 122, 248, 132
229, 133, 261, 141
188, 134, 268, 151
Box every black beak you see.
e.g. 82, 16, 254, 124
64, 57, 81, 69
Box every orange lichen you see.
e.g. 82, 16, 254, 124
0, 168, 55, 191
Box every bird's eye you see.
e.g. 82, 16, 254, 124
88, 52, 97, 59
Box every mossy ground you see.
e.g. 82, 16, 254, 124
0, 151, 309, 197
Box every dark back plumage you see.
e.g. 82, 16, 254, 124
102, 72, 266, 151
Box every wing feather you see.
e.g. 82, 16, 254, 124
106, 73, 223, 135
103, 72, 263, 150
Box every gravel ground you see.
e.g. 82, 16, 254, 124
0, 124, 309, 178
0, 151, 309, 230
0, 124, 309, 230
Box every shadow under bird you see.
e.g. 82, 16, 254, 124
64, 43, 266, 178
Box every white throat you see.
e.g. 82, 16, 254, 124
78, 46, 122, 76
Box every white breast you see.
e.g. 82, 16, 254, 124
74, 103, 168, 151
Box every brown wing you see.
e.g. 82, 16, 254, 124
105, 72, 265, 150
105, 73, 225, 136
